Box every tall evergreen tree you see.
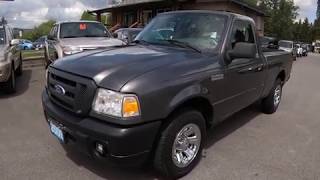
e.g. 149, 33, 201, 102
317, 0, 320, 19
260, 0, 298, 40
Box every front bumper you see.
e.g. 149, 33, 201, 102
42, 90, 161, 165
0, 61, 11, 82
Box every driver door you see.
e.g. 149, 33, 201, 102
218, 19, 266, 119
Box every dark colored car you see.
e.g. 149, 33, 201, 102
301, 44, 308, 56
42, 11, 293, 178
114, 28, 143, 44
260, 36, 278, 51
33, 36, 47, 50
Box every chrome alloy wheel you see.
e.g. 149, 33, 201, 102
274, 85, 282, 106
172, 123, 201, 168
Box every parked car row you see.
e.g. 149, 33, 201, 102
41, 11, 293, 179
261, 38, 310, 60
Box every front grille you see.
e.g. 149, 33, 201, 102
47, 68, 97, 116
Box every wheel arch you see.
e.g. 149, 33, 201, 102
277, 70, 286, 84
166, 96, 214, 129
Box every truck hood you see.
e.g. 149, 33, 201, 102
52, 45, 204, 91
60, 37, 124, 49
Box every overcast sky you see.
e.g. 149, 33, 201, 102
0, 0, 317, 29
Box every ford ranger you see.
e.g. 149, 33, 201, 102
42, 11, 293, 178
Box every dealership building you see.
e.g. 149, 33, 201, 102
90, 0, 265, 35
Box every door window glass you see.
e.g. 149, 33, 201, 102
230, 20, 255, 49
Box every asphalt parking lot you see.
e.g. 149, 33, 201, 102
1, 54, 320, 180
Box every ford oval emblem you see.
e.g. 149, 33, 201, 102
54, 84, 66, 95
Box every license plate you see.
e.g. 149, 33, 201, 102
50, 122, 65, 143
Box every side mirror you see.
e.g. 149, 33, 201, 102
228, 42, 257, 61
113, 33, 118, 38
10, 39, 20, 46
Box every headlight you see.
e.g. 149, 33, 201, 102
92, 88, 140, 118
62, 46, 83, 55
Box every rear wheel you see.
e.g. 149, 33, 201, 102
44, 48, 52, 69
154, 110, 206, 178
261, 79, 282, 114
16, 54, 23, 76
3, 65, 16, 93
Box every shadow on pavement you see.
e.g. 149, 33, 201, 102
62, 104, 261, 180
0, 70, 32, 99
205, 104, 260, 148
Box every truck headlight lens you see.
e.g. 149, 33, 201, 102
62, 46, 83, 55
92, 88, 140, 118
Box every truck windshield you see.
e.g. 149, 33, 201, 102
279, 41, 293, 48
136, 13, 227, 52
60, 22, 110, 39
0, 28, 5, 44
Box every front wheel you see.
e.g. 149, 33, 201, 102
3, 65, 16, 93
154, 110, 206, 178
261, 79, 282, 114
16, 54, 23, 76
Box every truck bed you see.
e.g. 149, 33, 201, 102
261, 50, 293, 98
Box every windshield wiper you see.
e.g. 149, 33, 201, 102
62, 36, 80, 38
162, 39, 201, 53
83, 35, 108, 37
132, 39, 150, 45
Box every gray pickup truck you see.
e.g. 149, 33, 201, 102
0, 23, 22, 93
42, 11, 293, 178
44, 21, 123, 67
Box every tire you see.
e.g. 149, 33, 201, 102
154, 110, 206, 179
3, 65, 16, 93
16, 54, 23, 76
261, 79, 282, 114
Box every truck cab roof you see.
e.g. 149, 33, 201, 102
55, 20, 102, 25
161, 10, 255, 23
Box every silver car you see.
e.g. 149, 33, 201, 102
279, 40, 297, 61
0, 24, 22, 93
44, 21, 123, 67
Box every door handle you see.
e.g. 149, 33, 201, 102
238, 64, 264, 74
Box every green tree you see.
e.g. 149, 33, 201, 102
301, 18, 312, 42
80, 10, 97, 21
312, 18, 320, 40
21, 20, 55, 41
243, 0, 258, 6
261, 0, 298, 40
80, 10, 107, 23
